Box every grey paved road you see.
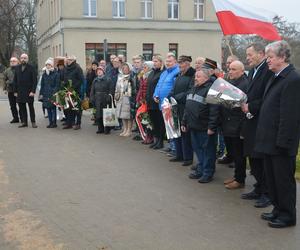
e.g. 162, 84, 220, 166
0, 100, 299, 250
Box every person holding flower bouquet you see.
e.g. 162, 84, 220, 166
39, 58, 60, 128
136, 61, 154, 144
182, 69, 219, 184
63, 55, 84, 130
168, 55, 195, 166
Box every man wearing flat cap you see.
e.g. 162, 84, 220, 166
168, 55, 195, 166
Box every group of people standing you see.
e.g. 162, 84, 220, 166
2, 40, 299, 229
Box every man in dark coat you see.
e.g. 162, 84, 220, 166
168, 55, 195, 166
86, 61, 98, 97
146, 54, 165, 149
13, 54, 38, 128
63, 55, 84, 130
255, 41, 300, 228
182, 69, 219, 183
3, 57, 20, 123
222, 61, 248, 189
240, 43, 273, 208
105, 54, 117, 76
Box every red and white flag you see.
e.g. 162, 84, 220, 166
212, 0, 281, 40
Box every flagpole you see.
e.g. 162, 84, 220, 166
225, 35, 234, 56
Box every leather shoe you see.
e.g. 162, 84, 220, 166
241, 190, 260, 200
18, 123, 28, 128
182, 160, 193, 166
261, 212, 277, 221
10, 119, 19, 123
73, 125, 81, 130
169, 157, 183, 162
268, 218, 296, 228
225, 181, 245, 189
198, 176, 213, 183
217, 155, 233, 164
63, 125, 72, 129
189, 172, 202, 179
254, 195, 271, 208
32, 122, 38, 128
224, 177, 235, 185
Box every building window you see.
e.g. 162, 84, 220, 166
85, 43, 127, 66
168, 0, 179, 20
83, 0, 97, 17
143, 44, 154, 61
194, 0, 204, 20
169, 43, 178, 59
141, 0, 152, 19
112, 0, 126, 18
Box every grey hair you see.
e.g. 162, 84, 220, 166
197, 68, 211, 78
265, 40, 291, 63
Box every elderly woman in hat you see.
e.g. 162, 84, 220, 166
39, 58, 60, 128
90, 66, 114, 134
115, 62, 136, 137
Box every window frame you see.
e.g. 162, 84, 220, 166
194, 0, 205, 21
142, 43, 154, 61
83, 0, 97, 18
140, 0, 153, 19
112, 0, 126, 19
168, 0, 179, 20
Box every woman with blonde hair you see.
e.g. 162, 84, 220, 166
115, 62, 136, 137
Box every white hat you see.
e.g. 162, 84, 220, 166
45, 57, 54, 67
143, 61, 154, 69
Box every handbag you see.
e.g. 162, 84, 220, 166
103, 94, 119, 127
81, 97, 90, 110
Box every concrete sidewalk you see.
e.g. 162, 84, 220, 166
0, 100, 299, 250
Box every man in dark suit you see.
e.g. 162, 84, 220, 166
240, 43, 273, 208
255, 40, 300, 228
13, 54, 38, 128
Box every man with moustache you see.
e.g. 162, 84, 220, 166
13, 53, 38, 128
240, 43, 273, 208
255, 40, 300, 228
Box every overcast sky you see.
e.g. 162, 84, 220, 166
238, 0, 299, 23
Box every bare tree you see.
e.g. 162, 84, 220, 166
19, 0, 37, 67
0, 0, 22, 66
222, 16, 300, 70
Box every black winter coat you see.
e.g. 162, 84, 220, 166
86, 70, 97, 97
146, 67, 164, 110
221, 74, 248, 137
106, 67, 119, 93
168, 67, 195, 121
13, 63, 37, 103
182, 80, 219, 132
90, 76, 114, 119
40, 71, 60, 109
63, 62, 84, 94
241, 60, 273, 157
255, 65, 300, 156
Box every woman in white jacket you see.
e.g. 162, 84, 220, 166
114, 62, 136, 137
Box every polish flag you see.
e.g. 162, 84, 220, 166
212, 0, 281, 40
